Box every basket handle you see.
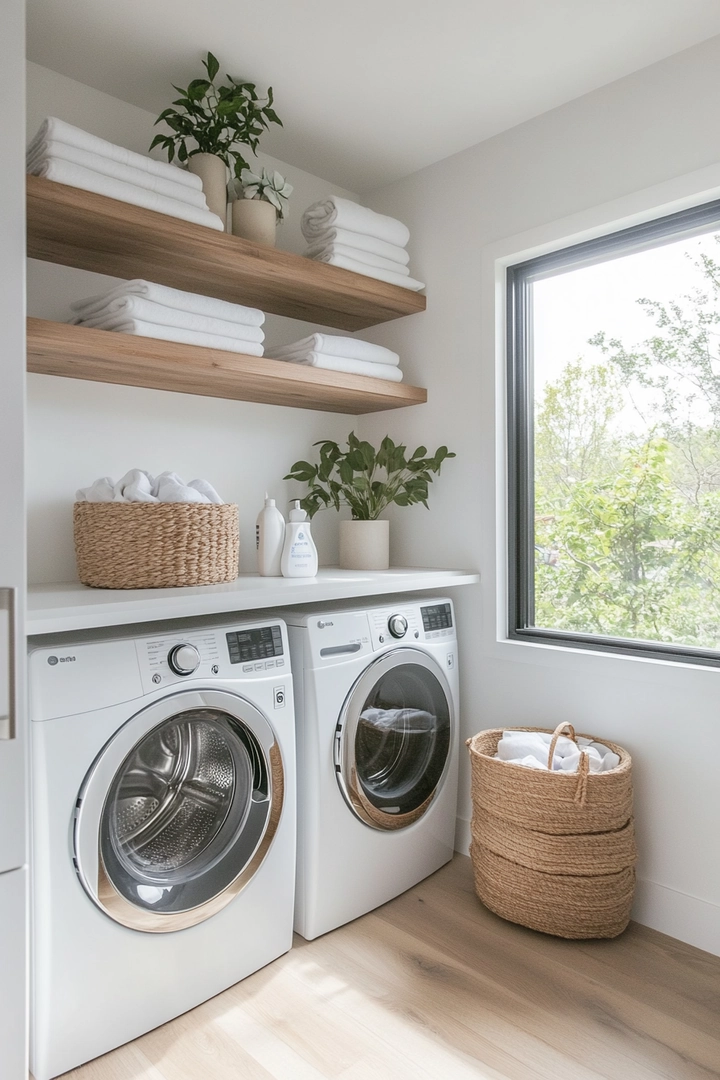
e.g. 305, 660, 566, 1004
547, 721, 589, 806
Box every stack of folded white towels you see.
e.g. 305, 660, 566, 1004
76, 470, 224, 504
70, 280, 265, 356
267, 333, 402, 382
301, 196, 425, 292
27, 117, 224, 231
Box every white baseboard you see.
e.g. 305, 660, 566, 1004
454, 815, 471, 856
454, 815, 720, 957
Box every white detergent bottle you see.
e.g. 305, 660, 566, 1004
281, 500, 318, 578
256, 494, 286, 576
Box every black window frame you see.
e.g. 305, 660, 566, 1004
507, 197, 720, 668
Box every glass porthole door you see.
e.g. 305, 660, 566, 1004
73, 690, 284, 932
334, 649, 453, 831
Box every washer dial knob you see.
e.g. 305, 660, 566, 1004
388, 614, 408, 639
168, 643, 200, 676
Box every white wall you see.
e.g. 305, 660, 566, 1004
361, 35, 720, 955
26, 62, 358, 583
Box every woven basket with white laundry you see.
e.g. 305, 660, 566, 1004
73, 502, 239, 589
466, 722, 636, 939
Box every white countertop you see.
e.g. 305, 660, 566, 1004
28, 567, 480, 635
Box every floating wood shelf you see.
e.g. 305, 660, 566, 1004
26, 319, 428, 414
26, 176, 426, 331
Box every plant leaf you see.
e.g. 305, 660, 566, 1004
205, 51, 220, 81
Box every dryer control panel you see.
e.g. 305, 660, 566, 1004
367, 599, 455, 650
136, 620, 288, 693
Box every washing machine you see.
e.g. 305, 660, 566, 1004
28, 615, 295, 1080
285, 597, 459, 940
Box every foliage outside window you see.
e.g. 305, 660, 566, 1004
508, 199, 720, 664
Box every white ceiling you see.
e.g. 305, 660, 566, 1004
26, 0, 720, 192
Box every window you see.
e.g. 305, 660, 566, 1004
508, 199, 720, 665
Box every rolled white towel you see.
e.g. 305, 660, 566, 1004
72, 295, 265, 344
27, 140, 209, 210
27, 118, 203, 190
28, 158, 224, 231
311, 251, 425, 292
274, 353, 403, 382
75, 476, 115, 503
303, 227, 410, 265
301, 195, 410, 248
305, 243, 411, 277
269, 334, 399, 367
76, 470, 224, 504
71, 280, 265, 328
85, 319, 264, 356
496, 730, 620, 773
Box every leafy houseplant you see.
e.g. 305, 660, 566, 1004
151, 52, 282, 176
284, 434, 455, 571
150, 52, 282, 225
229, 168, 293, 221
229, 167, 293, 246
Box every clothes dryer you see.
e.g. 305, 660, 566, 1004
286, 598, 459, 940
29, 616, 294, 1080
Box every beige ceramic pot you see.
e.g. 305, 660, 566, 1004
339, 519, 390, 571
188, 153, 228, 228
232, 199, 277, 246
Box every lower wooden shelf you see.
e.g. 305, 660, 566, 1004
26, 319, 428, 415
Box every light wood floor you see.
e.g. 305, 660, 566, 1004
59, 855, 720, 1080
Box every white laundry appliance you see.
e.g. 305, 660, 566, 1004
28, 616, 295, 1080
286, 597, 459, 940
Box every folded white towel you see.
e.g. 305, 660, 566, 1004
27, 118, 202, 190
305, 243, 411, 277
71, 280, 265, 328
496, 730, 620, 774
28, 158, 224, 231
302, 196, 410, 248
304, 227, 410, 265
76, 469, 224, 504
274, 353, 403, 382
72, 295, 265, 344
312, 251, 425, 292
27, 140, 209, 210
82, 318, 264, 356
269, 334, 399, 367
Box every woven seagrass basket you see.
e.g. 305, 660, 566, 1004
466, 722, 636, 939
74, 502, 239, 589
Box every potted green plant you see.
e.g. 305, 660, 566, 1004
151, 51, 282, 228
228, 167, 293, 246
285, 433, 455, 570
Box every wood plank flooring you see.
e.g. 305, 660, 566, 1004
58, 856, 720, 1080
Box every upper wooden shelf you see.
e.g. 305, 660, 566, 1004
26, 318, 427, 414
26, 176, 426, 331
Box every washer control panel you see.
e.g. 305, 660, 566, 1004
136, 620, 288, 691
367, 600, 455, 649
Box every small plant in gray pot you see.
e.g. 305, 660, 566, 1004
228, 167, 293, 246
151, 51, 282, 227
285, 433, 455, 570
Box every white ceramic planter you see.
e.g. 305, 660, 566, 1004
188, 153, 228, 228
339, 519, 390, 571
231, 199, 277, 246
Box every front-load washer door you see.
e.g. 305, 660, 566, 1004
74, 689, 284, 932
334, 648, 453, 831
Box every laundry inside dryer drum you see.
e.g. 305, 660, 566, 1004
355, 664, 450, 820
100, 709, 270, 914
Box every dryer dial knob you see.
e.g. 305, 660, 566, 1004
388, 614, 408, 639
168, 643, 200, 676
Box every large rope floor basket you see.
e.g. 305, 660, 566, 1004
467, 723, 636, 939
74, 502, 239, 588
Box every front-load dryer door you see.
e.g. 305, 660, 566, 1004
335, 648, 454, 831
74, 689, 284, 932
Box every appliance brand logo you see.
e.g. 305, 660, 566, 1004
317, 620, 334, 629
47, 655, 76, 666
